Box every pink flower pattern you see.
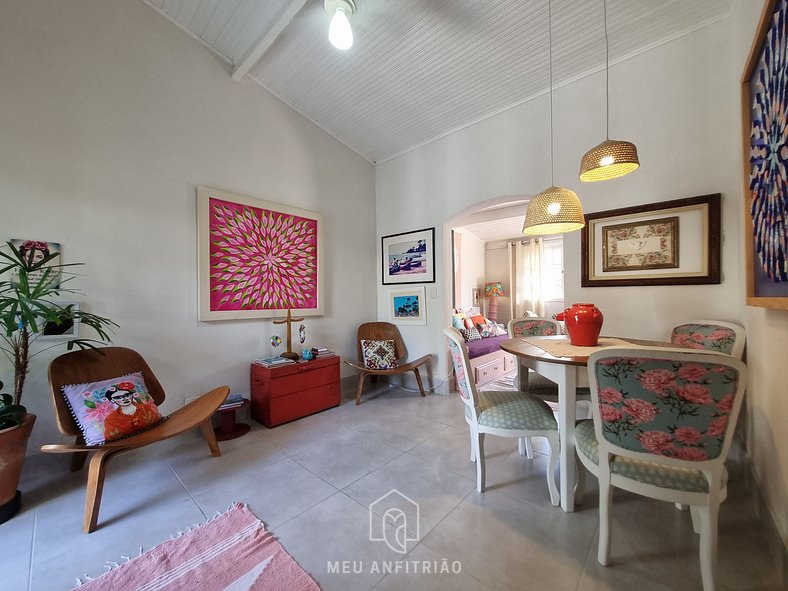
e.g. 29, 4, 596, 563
594, 356, 740, 461
670, 324, 736, 355
512, 320, 557, 337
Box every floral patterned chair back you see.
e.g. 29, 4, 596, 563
443, 327, 480, 420
588, 347, 747, 465
508, 318, 561, 338
670, 320, 746, 360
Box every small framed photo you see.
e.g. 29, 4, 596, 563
39, 303, 80, 340
472, 287, 480, 306
382, 228, 435, 285
389, 286, 427, 325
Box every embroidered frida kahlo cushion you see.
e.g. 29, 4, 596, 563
62, 372, 164, 445
360, 339, 399, 369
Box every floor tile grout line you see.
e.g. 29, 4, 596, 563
27, 509, 37, 591
166, 459, 209, 523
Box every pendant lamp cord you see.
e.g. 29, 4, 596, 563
604, 0, 610, 140
548, 0, 554, 186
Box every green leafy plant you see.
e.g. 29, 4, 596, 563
0, 240, 117, 422
0, 380, 26, 430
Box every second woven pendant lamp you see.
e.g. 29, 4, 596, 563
523, 0, 585, 236
579, 0, 640, 182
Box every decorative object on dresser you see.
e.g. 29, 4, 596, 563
197, 186, 322, 320
44, 347, 229, 533
344, 322, 431, 405
483, 282, 504, 322
273, 308, 305, 360
251, 355, 340, 427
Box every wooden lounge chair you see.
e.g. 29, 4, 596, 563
344, 321, 431, 405
43, 346, 229, 533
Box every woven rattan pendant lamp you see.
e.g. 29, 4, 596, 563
523, 0, 585, 236
579, 0, 639, 182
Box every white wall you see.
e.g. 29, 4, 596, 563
454, 228, 485, 311
377, 1, 786, 542
0, 0, 376, 452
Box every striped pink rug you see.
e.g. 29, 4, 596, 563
75, 503, 319, 590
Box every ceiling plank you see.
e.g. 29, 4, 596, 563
231, 0, 309, 82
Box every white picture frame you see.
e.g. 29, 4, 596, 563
38, 303, 80, 340
389, 286, 427, 325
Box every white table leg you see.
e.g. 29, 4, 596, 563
556, 366, 577, 512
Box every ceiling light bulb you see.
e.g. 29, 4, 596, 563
329, 6, 353, 50
600, 155, 615, 166
547, 202, 561, 215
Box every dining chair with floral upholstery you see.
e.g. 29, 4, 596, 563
575, 346, 747, 591
444, 327, 559, 505
507, 317, 591, 458
670, 319, 746, 360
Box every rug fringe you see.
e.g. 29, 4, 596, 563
74, 503, 246, 586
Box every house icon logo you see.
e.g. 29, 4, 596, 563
369, 489, 419, 554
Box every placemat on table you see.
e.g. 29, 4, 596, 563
523, 336, 633, 358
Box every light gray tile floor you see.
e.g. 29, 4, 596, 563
2, 380, 786, 591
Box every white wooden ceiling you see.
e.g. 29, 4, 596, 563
142, 0, 732, 164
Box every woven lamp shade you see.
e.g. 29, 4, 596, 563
579, 139, 640, 182
522, 186, 585, 235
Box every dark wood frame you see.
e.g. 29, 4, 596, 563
581, 194, 721, 287
381, 227, 436, 285
741, 0, 788, 310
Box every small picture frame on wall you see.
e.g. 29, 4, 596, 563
389, 286, 427, 325
38, 303, 80, 340
472, 287, 480, 307
382, 228, 435, 285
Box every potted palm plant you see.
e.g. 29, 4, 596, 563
0, 240, 116, 523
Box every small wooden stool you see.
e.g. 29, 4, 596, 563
214, 399, 251, 441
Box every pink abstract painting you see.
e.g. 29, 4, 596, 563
207, 197, 318, 312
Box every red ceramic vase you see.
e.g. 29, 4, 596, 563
556, 303, 603, 346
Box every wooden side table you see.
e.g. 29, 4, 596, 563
214, 399, 251, 441
250, 355, 340, 427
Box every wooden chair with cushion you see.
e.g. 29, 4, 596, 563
575, 346, 747, 591
344, 321, 431, 405
43, 346, 229, 533
444, 328, 559, 503
670, 320, 746, 360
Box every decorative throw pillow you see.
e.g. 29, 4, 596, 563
476, 322, 499, 338
62, 372, 164, 446
451, 314, 467, 329
460, 327, 482, 342
469, 314, 486, 327
360, 339, 398, 369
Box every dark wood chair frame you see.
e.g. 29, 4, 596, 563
43, 346, 229, 533
344, 322, 431, 405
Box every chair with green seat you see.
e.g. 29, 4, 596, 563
444, 327, 559, 504
575, 346, 747, 591
508, 317, 591, 457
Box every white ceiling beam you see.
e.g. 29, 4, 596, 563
231, 0, 309, 81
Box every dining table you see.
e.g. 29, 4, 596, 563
500, 334, 680, 512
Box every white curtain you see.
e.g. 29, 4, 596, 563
508, 238, 544, 318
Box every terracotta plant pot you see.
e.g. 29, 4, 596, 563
0, 413, 36, 524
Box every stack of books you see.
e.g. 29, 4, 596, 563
219, 393, 247, 410
255, 355, 296, 368
311, 347, 335, 358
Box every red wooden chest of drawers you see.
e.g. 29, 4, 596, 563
250, 355, 340, 427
